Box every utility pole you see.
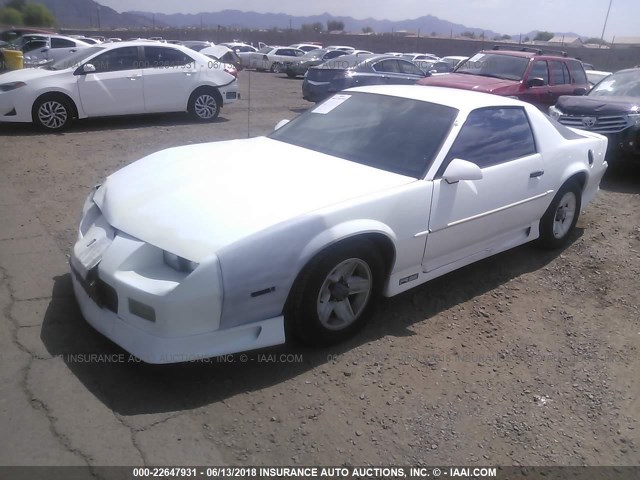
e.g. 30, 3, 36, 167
96, 7, 101, 31
599, 0, 613, 48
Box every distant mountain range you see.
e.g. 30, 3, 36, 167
0, 0, 157, 28
0, 0, 585, 41
129, 9, 506, 38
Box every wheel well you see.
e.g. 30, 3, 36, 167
566, 171, 587, 192
32, 92, 78, 120
284, 233, 396, 312
188, 86, 223, 108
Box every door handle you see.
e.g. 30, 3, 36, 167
530, 170, 545, 178
183, 72, 193, 76
69, 49, 77, 53
128, 74, 141, 80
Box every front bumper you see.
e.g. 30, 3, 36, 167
70, 197, 285, 363
72, 271, 285, 364
605, 127, 640, 158
0, 85, 34, 123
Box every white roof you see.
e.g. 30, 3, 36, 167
347, 85, 527, 112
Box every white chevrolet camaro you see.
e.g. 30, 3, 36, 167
0, 42, 239, 131
70, 85, 608, 363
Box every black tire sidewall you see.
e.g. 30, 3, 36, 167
33, 96, 72, 132
288, 239, 383, 345
189, 90, 220, 122
538, 180, 582, 249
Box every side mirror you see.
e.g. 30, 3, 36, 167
573, 87, 587, 96
274, 119, 289, 131
442, 158, 483, 184
83, 63, 96, 73
527, 77, 546, 88
40, 47, 50, 53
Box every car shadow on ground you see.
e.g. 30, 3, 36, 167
600, 156, 640, 194
0, 113, 229, 136
40, 232, 579, 417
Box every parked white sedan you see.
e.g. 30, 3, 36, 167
245, 46, 305, 72
0, 42, 239, 131
70, 86, 607, 363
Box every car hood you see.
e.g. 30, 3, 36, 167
556, 95, 640, 115
94, 137, 416, 262
0, 66, 66, 83
417, 73, 517, 91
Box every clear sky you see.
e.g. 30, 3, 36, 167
98, 0, 638, 40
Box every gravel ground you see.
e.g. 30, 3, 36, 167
0, 70, 639, 467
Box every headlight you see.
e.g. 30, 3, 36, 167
548, 105, 562, 119
0, 81, 26, 92
163, 251, 199, 273
628, 113, 640, 127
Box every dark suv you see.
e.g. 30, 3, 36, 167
417, 47, 590, 110
549, 68, 640, 159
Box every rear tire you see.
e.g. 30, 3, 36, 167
188, 88, 221, 122
537, 180, 581, 249
286, 239, 383, 346
271, 62, 283, 73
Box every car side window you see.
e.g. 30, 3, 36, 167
142, 47, 193, 68
325, 50, 345, 60
549, 60, 570, 85
22, 39, 47, 53
529, 60, 549, 85
373, 59, 400, 73
567, 61, 587, 84
51, 38, 76, 48
398, 60, 424, 76
90, 47, 140, 73
445, 107, 537, 169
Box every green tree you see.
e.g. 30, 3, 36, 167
534, 31, 554, 41
301, 22, 323, 33
6, 0, 27, 11
501, 34, 512, 40
327, 19, 344, 31
362, 26, 374, 34
0, 7, 24, 25
22, 3, 55, 26
461, 31, 476, 39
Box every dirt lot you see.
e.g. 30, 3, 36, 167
0, 70, 639, 468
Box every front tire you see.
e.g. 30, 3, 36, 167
188, 89, 221, 122
271, 62, 283, 73
287, 239, 383, 346
538, 180, 581, 249
33, 95, 73, 132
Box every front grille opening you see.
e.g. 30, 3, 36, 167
96, 279, 118, 314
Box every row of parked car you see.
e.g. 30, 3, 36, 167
1, 29, 638, 161
271, 45, 636, 160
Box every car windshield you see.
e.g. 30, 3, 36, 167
456, 53, 529, 81
589, 70, 640, 98
269, 92, 458, 178
302, 48, 325, 58
258, 46, 272, 53
47, 46, 104, 70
